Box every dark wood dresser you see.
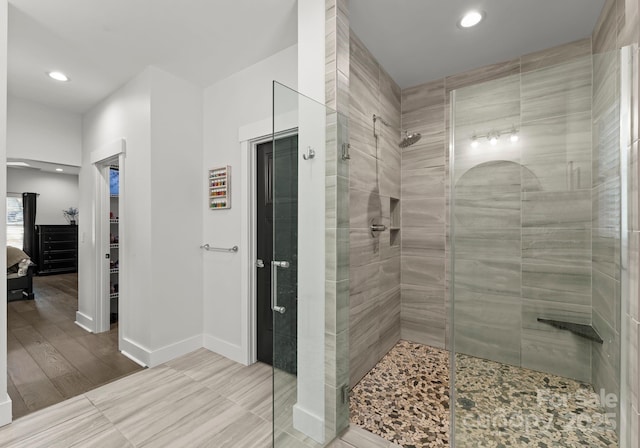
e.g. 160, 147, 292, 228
36, 225, 78, 275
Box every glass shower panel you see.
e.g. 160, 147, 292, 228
272, 82, 349, 447
450, 50, 623, 447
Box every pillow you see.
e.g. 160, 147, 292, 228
7, 246, 30, 270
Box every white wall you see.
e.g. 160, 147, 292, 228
80, 68, 153, 357
7, 95, 82, 166
6, 168, 78, 225
81, 66, 203, 366
202, 44, 297, 362
148, 67, 203, 353
0, 0, 11, 427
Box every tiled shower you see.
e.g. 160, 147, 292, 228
345, 0, 638, 445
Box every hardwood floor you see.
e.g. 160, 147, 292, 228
0, 347, 394, 447
6, 273, 142, 420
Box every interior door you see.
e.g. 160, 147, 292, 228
256, 141, 274, 365
271, 135, 298, 374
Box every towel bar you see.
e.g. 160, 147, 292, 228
200, 244, 238, 253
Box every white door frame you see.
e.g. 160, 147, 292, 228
90, 139, 126, 338
238, 117, 297, 365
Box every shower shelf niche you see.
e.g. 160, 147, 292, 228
537, 318, 603, 344
390, 197, 400, 247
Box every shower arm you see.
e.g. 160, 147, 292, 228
373, 114, 422, 150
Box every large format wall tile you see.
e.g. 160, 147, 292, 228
592, 179, 621, 230
455, 258, 521, 297
453, 291, 522, 366
454, 192, 521, 228
349, 34, 378, 127
593, 51, 619, 120
592, 309, 621, 423
349, 112, 377, 160
401, 228, 445, 259
453, 160, 522, 228
593, 0, 617, 54
521, 56, 592, 122
521, 38, 592, 74
349, 289, 380, 386
521, 112, 592, 192
454, 227, 520, 261
629, 316, 639, 411
380, 66, 401, 129
402, 79, 445, 113
592, 229, 619, 280
522, 190, 592, 228
522, 228, 591, 265
401, 285, 446, 348
593, 104, 620, 186
401, 255, 445, 289
593, 267, 619, 331
522, 262, 591, 306
453, 75, 520, 129
401, 166, 445, 199
350, 189, 382, 229
401, 138, 445, 171
349, 148, 379, 193
401, 197, 446, 229
445, 58, 520, 93
378, 287, 401, 359
521, 328, 591, 382
349, 30, 402, 388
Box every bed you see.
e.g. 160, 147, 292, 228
7, 246, 35, 301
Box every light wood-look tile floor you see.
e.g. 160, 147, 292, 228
0, 346, 396, 447
7, 273, 142, 419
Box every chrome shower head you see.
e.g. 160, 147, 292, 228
399, 131, 422, 148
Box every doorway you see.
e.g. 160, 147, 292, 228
93, 141, 126, 336
255, 135, 298, 373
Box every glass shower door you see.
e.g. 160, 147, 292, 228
272, 82, 349, 447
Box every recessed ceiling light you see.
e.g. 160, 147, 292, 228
56, 168, 64, 172
458, 10, 485, 29
47, 71, 70, 82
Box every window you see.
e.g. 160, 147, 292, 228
7, 195, 24, 249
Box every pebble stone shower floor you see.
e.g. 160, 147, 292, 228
349, 340, 618, 448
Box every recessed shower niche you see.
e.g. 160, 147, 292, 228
390, 197, 400, 247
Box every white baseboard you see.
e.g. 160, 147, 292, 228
120, 335, 203, 368
149, 335, 203, 367
203, 334, 246, 365
293, 403, 324, 444
0, 396, 12, 427
75, 312, 94, 333
120, 337, 150, 367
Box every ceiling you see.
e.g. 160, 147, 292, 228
7, 159, 81, 175
7, 1, 608, 114
350, 0, 607, 88
8, 0, 298, 113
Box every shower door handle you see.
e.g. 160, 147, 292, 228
271, 261, 288, 314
